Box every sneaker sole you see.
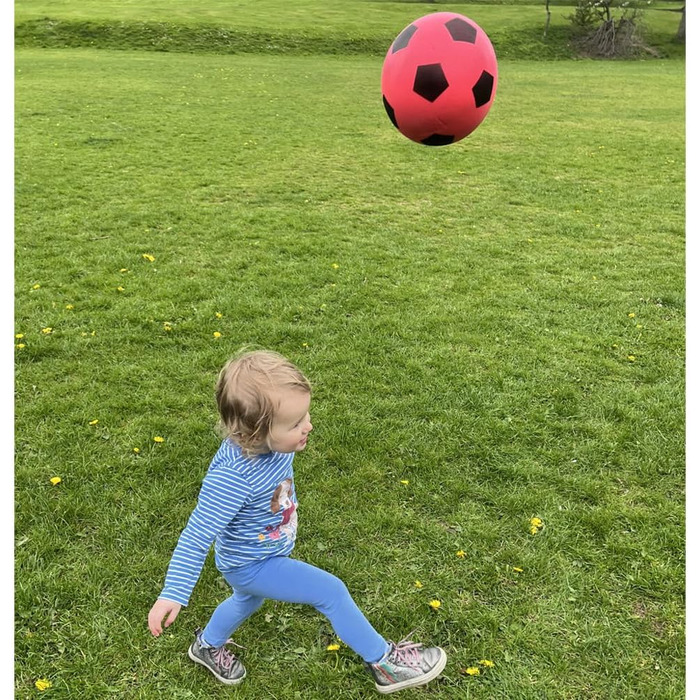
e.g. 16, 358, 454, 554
188, 645, 246, 685
374, 648, 447, 694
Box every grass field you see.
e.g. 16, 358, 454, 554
14, 2, 685, 699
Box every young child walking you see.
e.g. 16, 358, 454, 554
148, 350, 447, 694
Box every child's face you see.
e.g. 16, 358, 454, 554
267, 389, 313, 454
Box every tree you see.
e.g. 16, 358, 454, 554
676, 5, 685, 41
568, 0, 655, 57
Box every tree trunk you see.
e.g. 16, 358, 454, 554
676, 6, 685, 42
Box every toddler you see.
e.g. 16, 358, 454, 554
148, 350, 446, 694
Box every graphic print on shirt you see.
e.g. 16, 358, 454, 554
262, 478, 297, 543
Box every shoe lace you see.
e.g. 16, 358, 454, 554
211, 638, 245, 672
387, 631, 423, 669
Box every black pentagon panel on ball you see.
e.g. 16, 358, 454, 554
391, 24, 418, 53
413, 64, 449, 103
422, 134, 455, 146
445, 17, 477, 44
472, 70, 494, 108
382, 96, 399, 129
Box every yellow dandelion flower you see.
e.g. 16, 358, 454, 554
65, 304, 74, 310
35, 679, 52, 691
15, 334, 24, 339
117, 286, 125, 292
628, 312, 636, 318
153, 436, 165, 443
456, 550, 466, 559
50, 476, 62, 486
464, 667, 480, 676
215, 312, 223, 319
16, 344, 25, 349
41, 327, 53, 334
429, 599, 441, 610
163, 323, 172, 331
326, 643, 340, 651
142, 254, 155, 262
479, 659, 494, 667
32, 284, 41, 290
628, 355, 636, 362
302, 342, 309, 348
213, 331, 222, 338
414, 580, 423, 588
120, 268, 128, 273
89, 419, 99, 426
400, 480, 409, 485
513, 567, 524, 573
331, 263, 340, 269
530, 517, 544, 535
133, 447, 140, 454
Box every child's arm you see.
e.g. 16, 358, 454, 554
148, 468, 252, 635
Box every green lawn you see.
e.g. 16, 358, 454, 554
14, 4, 684, 699
10, 0, 620, 26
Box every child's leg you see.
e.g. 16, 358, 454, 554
224, 556, 388, 663
201, 590, 265, 648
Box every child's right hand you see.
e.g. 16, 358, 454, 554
148, 598, 182, 637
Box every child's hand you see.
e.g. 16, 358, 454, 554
148, 598, 182, 637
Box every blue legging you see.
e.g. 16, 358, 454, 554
201, 556, 388, 663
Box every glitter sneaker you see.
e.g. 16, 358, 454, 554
366, 635, 447, 694
187, 628, 246, 685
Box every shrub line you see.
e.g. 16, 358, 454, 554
15, 18, 392, 56
15, 17, 580, 59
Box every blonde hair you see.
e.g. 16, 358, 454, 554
215, 349, 311, 455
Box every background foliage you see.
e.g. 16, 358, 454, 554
15, 0, 685, 59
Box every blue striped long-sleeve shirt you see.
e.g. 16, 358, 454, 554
159, 440, 298, 606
